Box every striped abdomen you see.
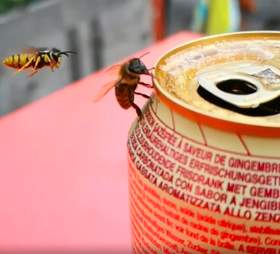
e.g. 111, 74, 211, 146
2, 53, 37, 69
115, 82, 137, 109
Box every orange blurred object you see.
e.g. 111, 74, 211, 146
152, 0, 166, 41
239, 0, 256, 12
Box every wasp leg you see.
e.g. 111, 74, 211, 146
34, 56, 41, 69
44, 56, 55, 71
138, 82, 153, 88
50, 62, 59, 72
28, 69, 39, 77
14, 55, 36, 74
134, 92, 150, 99
45, 54, 51, 63
26, 56, 41, 77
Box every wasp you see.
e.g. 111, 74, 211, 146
94, 52, 153, 119
2, 47, 75, 76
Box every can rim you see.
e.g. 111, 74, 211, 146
153, 31, 280, 137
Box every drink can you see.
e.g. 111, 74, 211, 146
128, 32, 280, 254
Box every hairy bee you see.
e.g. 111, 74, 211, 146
94, 52, 153, 118
2, 47, 75, 76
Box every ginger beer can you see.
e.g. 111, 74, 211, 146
128, 32, 280, 254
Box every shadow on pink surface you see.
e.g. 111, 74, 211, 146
0, 249, 131, 254
0, 32, 201, 254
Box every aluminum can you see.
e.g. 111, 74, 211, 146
128, 32, 280, 254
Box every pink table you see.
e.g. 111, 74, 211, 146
0, 32, 200, 253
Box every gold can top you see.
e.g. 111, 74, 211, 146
154, 31, 280, 133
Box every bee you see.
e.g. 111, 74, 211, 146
2, 47, 75, 76
94, 52, 153, 119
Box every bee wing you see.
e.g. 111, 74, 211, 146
102, 51, 150, 75
93, 80, 119, 102
102, 63, 123, 76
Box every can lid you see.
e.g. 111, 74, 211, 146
154, 31, 280, 137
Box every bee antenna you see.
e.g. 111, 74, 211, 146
137, 51, 150, 59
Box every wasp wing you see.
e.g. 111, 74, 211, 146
93, 79, 121, 102
22, 47, 41, 54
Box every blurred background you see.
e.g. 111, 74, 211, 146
0, 0, 279, 116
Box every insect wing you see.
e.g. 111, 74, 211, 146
22, 47, 41, 54
102, 63, 123, 77
102, 51, 150, 75
93, 80, 118, 102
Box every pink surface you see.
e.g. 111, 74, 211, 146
0, 32, 200, 253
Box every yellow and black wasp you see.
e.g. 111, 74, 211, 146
2, 47, 75, 76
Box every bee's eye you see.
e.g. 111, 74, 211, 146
129, 59, 148, 74
128, 59, 140, 72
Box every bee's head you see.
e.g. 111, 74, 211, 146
128, 58, 149, 75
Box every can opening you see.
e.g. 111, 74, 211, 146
198, 84, 280, 116
216, 79, 257, 95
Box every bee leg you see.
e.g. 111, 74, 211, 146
145, 68, 154, 76
134, 92, 150, 99
131, 102, 143, 119
138, 82, 153, 88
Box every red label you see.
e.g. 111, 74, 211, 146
128, 103, 280, 254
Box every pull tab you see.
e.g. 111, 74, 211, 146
196, 62, 280, 116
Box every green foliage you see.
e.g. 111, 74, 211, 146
0, 0, 39, 14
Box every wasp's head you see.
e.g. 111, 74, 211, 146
128, 58, 150, 75
49, 48, 76, 61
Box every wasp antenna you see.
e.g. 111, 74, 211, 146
60, 51, 77, 57
65, 50, 77, 54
